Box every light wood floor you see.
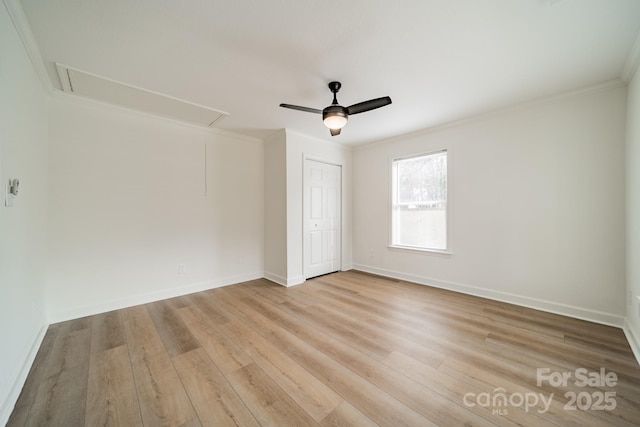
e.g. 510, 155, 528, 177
7, 270, 640, 426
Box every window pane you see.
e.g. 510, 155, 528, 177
393, 205, 447, 249
396, 152, 447, 204
392, 151, 447, 250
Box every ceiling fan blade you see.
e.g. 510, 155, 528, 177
279, 103, 322, 114
346, 96, 392, 115
330, 128, 341, 136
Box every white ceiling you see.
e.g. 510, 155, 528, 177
19, 0, 640, 146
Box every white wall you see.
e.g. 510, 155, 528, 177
264, 130, 288, 282
0, 3, 49, 423
626, 64, 640, 358
353, 85, 627, 325
46, 94, 264, 322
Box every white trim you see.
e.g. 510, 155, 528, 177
46, 272, 262, 324
304, 154, 344, 168
55, 63, 72, 92
355, 79, 626, 152
50, 90, 262, 145
388, 245, 452, 256
0, 323, 48, 426
303, 155, 344, 280
623, 319, 640, 366
264, 271, 288, 287
54, 63, 229, 121
622, 29, 640, 83
3, 0, 53, 92
389, 147, 452, 253
285, 277, 306, 287
352, 263, 625, 328
263, 272, 306, 287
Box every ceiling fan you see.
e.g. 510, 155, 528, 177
280, 81, 392, 136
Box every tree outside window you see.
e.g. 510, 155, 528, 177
392, 150, 448, 251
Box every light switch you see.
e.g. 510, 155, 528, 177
4, 182, 13, 207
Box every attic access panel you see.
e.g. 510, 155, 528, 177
56, 64, 228, 127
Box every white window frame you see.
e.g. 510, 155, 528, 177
389, 148, 452, 255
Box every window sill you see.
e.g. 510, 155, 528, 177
388, 245, 453, 256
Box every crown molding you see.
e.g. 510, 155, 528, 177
3, 0, 53, 92
356, 79, 626, 152
622, 29, 640, 83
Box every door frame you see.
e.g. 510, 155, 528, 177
302, 155, 343, 280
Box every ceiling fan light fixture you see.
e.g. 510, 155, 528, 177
323, 106, 348, 129
280, 81, 391, 136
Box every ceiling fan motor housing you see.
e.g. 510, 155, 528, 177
323, 105, 348, 129
323, 105, 348, 120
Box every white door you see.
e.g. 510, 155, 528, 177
304, 159, 342, 279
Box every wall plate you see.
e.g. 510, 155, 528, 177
5, 182, 13, 207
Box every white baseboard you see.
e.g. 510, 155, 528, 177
0, 323, 48, 426
286, 276, 305, 287
623, 319, 640, 365
352, 263, 625, 328
46, 271, 263, 324
264, 271, 305, 287
264, 271, 288, 287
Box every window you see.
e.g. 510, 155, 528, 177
391, 150, 448, 251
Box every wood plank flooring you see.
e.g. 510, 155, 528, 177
8, 270, 640, 426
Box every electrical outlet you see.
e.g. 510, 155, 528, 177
369, 249, 375, 258
177, 264, 186, 275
